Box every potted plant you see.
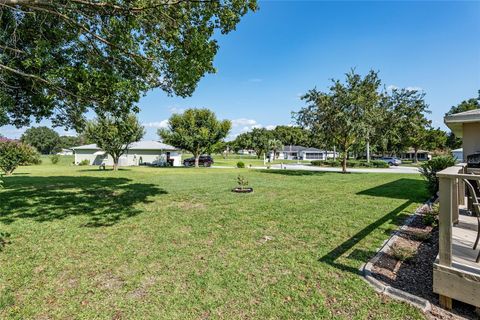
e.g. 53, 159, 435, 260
232, 175, 253, 193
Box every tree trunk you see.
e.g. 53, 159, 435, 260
195, 154, 200, 168
342, 153, 348, 173
414, 148, 418, 164
113, 160, 119, 171
333, 146, 336, 161
366, 140, 370, 163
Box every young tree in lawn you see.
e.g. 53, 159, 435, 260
158, 109, 231, 168
84, 114, 145, 171
268, 139, 284, 160
0, 139, 40, 176
20, 126, 61, 154
294, 70, 381, 173
0, 1, 257, 130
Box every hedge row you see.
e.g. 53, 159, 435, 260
311, 160, 389, 168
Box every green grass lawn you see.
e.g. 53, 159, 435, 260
0, 158, 428, 319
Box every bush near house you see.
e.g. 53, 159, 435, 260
78, 159, 90, 166
419, 156, 456, 195
50, 154, 60, 164
311, 160, 389, 168
236, 161, 245, 168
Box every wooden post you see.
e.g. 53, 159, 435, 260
438, 177, 453, 267
438, 176, 453, 310
458, 178, 465, 206
439, 295, 453, 310
452, 178, 459, 224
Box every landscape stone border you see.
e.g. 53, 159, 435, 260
360, 201, 435, 313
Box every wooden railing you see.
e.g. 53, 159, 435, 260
435, 163, 480, 309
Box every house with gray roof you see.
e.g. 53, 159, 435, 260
270, 145, 338, 161
72, 140, 182, 167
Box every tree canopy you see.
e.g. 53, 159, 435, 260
294, 70, 382, 173
271, 125, 310, 147
158, 108, 231, 167
84, 113, 145, 170
20, 126, 60, 154
0, 0, 257, 130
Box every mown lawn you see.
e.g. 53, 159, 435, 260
0, 158, 428, 319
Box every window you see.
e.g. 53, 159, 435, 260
305, 152, 323, 160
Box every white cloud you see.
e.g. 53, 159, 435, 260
231, 118, 258, 127
0, 126, 28, 139
405, 86, 423, 92
265, 125, 277, 130
168, 106, 185, 114
142, 120, 169, 128
387, 85, 398, 91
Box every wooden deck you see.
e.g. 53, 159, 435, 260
449, 212, 480, 275
433, 210, 480, 308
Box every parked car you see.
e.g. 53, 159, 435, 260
379, 157, 402, 166
183, 155, 214, 167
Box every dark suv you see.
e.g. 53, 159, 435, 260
183, 155, 214, 167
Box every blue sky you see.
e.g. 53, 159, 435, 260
1, 0, 479, 140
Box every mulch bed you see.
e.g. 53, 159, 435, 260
370, 213, 478, 320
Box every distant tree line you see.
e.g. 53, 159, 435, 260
19, 126, 90, 155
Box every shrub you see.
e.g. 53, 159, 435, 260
237, 175, 249, 189
422, 213, 437, 227
78, 159, 90, 166
311, 159, 388, 168
236, 161, 245, 168
0, 140, 40, 175
390, 244, 415, 262
50, 154, 60, 164
371, 160, 389, 168
419, 156, 456, 195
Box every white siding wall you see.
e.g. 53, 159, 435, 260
75, 149, 182, 166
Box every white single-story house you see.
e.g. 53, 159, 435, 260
270, 145, 338, 161
238, 149, 256, 155
57, 148, 73, 156
400, 148, 432, 161
451, 148, 464, 162
72, 140, 182, 167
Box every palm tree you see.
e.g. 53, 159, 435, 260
268, 139, 284, 160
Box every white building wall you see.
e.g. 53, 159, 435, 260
75, 149, 182, 166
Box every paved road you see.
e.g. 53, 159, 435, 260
213, 163, 420, 174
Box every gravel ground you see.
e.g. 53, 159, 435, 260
371, 214, 478, 320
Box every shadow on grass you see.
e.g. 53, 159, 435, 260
258, 169, 329, 176
319, 178, 427, 274
78, 168, 132, 172
0, 176, 166, 227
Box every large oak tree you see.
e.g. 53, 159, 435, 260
0, 0, 257, 130
158, 108, 231, 167
295, 70, 381, 173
